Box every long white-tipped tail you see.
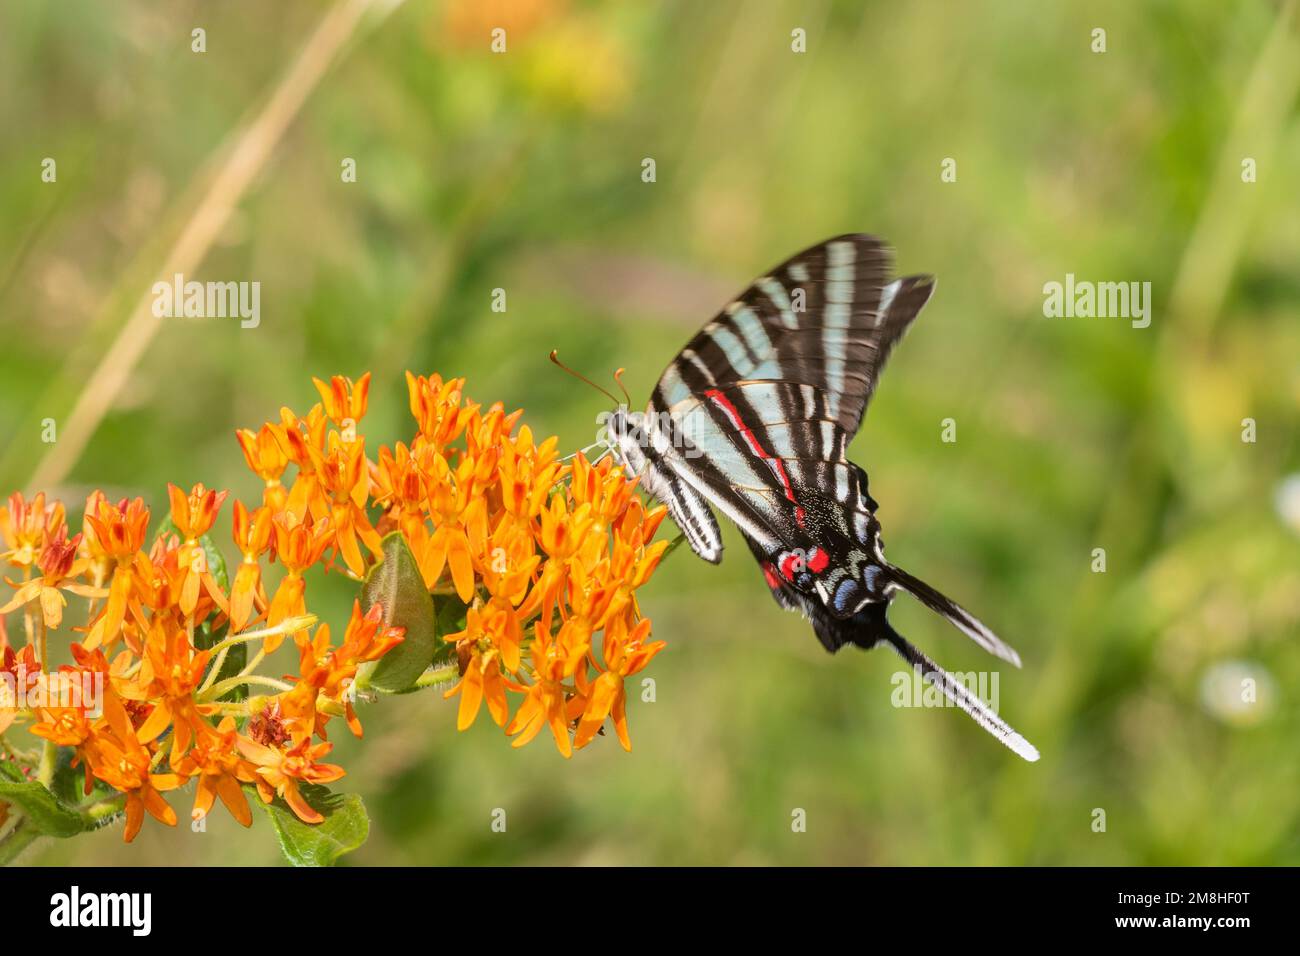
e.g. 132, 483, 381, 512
885, 631, 1040, 762
885, 565, 1023, 669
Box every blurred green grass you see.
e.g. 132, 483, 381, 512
2, 0, 1299, 865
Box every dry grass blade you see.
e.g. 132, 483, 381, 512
26, 0, 405, 491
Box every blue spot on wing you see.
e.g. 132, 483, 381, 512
832, 578, 863, 616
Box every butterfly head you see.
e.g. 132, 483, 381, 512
550, 351, 647, 474
602, 406, 650, 478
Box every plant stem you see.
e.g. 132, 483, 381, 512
240, 648, 266, 677
79, 796, 127, 829
198, 674, 293, 702
149, 737, 172, 771
21, 567, 33, 648
210, 703, 252, 717
413, 663, 459, 689
199, 643, 231, 695
660, 532, 687, 562
36, 739, 56, 787
0, 815, 39, 866
206, 617, 316, 657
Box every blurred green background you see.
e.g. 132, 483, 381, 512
2, 0, 1299, 865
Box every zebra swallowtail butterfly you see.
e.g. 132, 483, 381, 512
604, 234, 1039, 761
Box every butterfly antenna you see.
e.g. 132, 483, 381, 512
559, 439, 604, 463
550, 350, 619, 404
613, 367, 632, 408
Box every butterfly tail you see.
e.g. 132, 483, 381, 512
880, 620, 1041, 763
883, 564, 1023, 668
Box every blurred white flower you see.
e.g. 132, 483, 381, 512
1275, 473, 1300, 534
1199, 659, 1275, 727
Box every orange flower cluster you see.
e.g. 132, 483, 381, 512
0, 485, 402, 842
0, 370, 672, 849
372, 373, 670, 757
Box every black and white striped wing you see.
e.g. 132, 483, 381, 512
648, 381, 874, 555
643, 235, 933, 562
653, 234, 934, 441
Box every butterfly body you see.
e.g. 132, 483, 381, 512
604, 235, 1039, 761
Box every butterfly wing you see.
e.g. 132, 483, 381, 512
649, 379, 887, 620
644, 235, 932, 571
650, 381, 867, 549
652, 234, 934, 440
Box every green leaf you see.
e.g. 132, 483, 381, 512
252, 784, 369, 867
48, 746, 117, 812
359, 533, 442, 692
436, 598, 467, 640
199, 536, 229, 591
0, 779, 90, 838
0, 757, 29, 784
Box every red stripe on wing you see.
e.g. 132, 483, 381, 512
704, 388, 802, 520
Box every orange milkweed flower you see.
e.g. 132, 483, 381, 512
229, 500, 273, 631
91, 740, 182, 842
83, 497, 153, 650
30, 706, 96, 749
0, 644, 38, 734
276, 406, 330, 491
0, 491, 66, 570
371, 441, 428, 530
264, 512, 332, 652
122, 618, 214, 756
236, 423, 291, 512
237, 735, 346, 825
308, 433, 384, 577
1, 527, 105, 631
167, 482, 228, 541
504, 620, 592, 758
281, 602, 404, 740
2, 365, 673, 853
130, 535, 219, 649
88, 692, 182, 842
333, 600, 406, 674
443, 607, 517, 728
312, 372, 371, 431
172, 717, 256, 828
407, 372, 477, 448
573, 615, 665, 751
391, 378, 669, 757
166, 483, 230, 618
78, 490, 114, 591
